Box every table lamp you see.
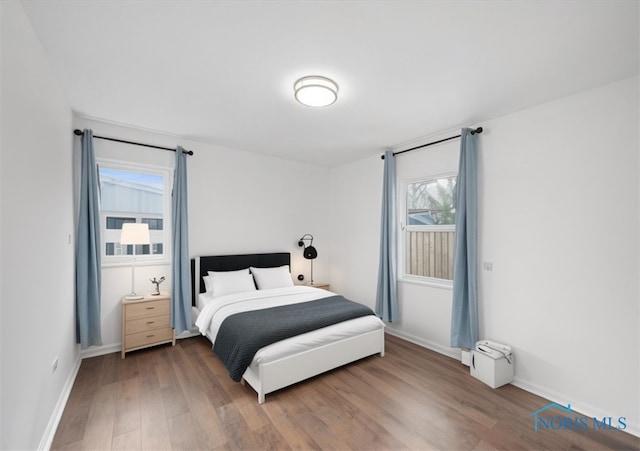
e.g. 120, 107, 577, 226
120, 223, 150, 300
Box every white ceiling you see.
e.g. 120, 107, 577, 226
21, 1, 639, 167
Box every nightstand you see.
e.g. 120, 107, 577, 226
308, 283, 330, 291
121, 293, 175, 359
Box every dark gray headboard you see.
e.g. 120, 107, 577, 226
190, 252, 291, 306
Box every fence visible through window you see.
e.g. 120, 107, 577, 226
405, 174, 457, 281
406, 230, 455, 280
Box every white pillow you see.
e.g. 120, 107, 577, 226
250, 265, 294, 290
208, 268, 249, 293
203, 275, 212, 293
203, 268, 249, 293
208, 268, 250, 277
208, 270, 255, 297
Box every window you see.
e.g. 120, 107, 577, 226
142, 218, 163, 230
98, 160, 171, 264
106, 217, 135, 229
403, 174, 457, 282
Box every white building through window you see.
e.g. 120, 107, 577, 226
98, 161, 170, 264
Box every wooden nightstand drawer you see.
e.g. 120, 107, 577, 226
122, 294, 175, 358
125, 314, 170, 335
125, 298, 170, 320
125, 327, 174, 350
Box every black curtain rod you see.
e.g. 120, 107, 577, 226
73, 129, 194, 156
381, 127, 483, 159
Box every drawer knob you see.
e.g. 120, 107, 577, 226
146, 334, 155, 338
146, 321, 155, 324
146, 307, 155, 310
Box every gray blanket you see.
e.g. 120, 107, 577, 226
213, 295, 375, 381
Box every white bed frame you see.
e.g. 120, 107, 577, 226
241, 327, 384, 404
191, 253, 385, 404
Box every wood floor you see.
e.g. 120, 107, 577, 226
52, 334, 639, 450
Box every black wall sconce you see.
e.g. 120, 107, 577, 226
298, 234, 317, 285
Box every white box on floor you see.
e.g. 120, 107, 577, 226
470, 340, 513, 388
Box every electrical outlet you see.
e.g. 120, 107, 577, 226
52, 357, 58, 373
483, 261, 493, 271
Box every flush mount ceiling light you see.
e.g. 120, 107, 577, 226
294, 75, 339, 107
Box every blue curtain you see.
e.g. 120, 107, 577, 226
450, 128, 479, 349
375, 150, 398, 322
171, 146, 191, 334
76, 129, 102, 349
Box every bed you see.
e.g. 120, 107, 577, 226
190, 252, 385, 403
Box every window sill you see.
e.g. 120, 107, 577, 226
398, 275, 453, 290
102, 257, 171, 269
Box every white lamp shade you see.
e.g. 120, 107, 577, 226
120, 223, 150, 245
294, 76, 338, 107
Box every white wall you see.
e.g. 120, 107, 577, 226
479, 77, 639, 432
329, 132, 462, 357
329, 156, 382, 309
0, 2, 77, 449
394, 133, 461, 356
0, 3, 4, 446
74, 117, 332, 353
3, 2, 636, 445
330, 77, 640, 434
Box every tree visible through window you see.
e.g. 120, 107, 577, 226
405, 175, 457, 281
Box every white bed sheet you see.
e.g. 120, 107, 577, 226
194, 286, 384, 367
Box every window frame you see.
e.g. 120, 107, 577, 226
97, 158, 172, 268
398, 171, 458, 289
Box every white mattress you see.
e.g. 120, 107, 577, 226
194, 286, 384, 367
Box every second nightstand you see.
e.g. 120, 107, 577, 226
307, 283, 330, 291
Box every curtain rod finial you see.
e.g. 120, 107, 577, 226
73, 129, 83, 136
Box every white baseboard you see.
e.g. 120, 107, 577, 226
384, 327, 462, 361
45, 330, 638, 448
38, 353, 82, 451
39, 331, 202, 450
512, 377, 639, 438
80, 343, 122, 359
385, 329, 639, 439
176, 328, 201, 339
80, 329, 200, 359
